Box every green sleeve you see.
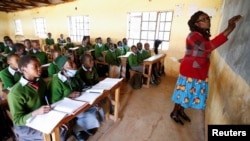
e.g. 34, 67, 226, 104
94, 45, 102, 58
48, 63, 59, 77
128, 54, 138, 67
49, 76, 71, 103
0, 69, 14, 90
4, 47, 10, 54
7, 89, 32, 126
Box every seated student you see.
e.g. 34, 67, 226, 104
0, 54, 21, 92
0, 36, 10, 53
24, 39, 32, 53
143, 43, 151, 59
104, 37, 112, 50
48, 50, 61, 77
117, 41, 126, 55
128, 45, 142, 72
105, 43, 121, 78
122, 38, 130, 53
48, 55, 101, 140
59, 34, 66, 44
54, 38, 62, 51
76, 53, 110, 116
65, 37, 74, 51
30, 41, 48, 65
45, 32, 55, 51
14, 43, 27, 57
7, 55, 66, 141
136, 42, 144, 64
4, 38, 15, 54
78, 36, 91, 56
94, 37, 106, 62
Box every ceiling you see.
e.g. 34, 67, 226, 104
0, 0, 75, 13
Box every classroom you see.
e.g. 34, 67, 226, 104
0, 0, 249, 141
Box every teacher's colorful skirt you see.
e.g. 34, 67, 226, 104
171, 75, 208, 110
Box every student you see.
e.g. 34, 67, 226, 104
117, 41, 126, 55
78, 36, 91, 56
59, 34, 66, 44
104, 37, 112, 50
54, 38, 62, 51
0, 54, 21, 91
76, 53, 110, 117
136, 42, 144, 64
128, 45, 142, 72
45, 32, 55, 51
65, 37, 74, 51
14, 43, 27, 57
30, 41, 48, 65
48, 55, 101, 140
105, 43, 121, 78
7, 55, 66, 140
48, 50, 61, 77
94, 37, 106, 62
170, 11, 241, 125
0, 36, 10, 53
122, 38, 130, 53
143, 43, 151, 59
24, 39, 32, 53
4, 38, 15, 54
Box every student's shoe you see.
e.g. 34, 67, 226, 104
179, 111, 191, 122
170, 112, 184, 125
73, 131, 86, 141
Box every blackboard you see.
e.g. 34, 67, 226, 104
217, 0, 250, 85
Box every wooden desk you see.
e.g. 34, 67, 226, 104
118, 52, 132, 78
44, 79, 123, 141
142, 54, 166, 88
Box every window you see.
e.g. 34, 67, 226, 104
68, 15, 90, 42
127, 11, 173, 50
14, 19, 23, 35
33, 18, 47, 38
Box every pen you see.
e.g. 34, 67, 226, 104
45, 96, 51, 108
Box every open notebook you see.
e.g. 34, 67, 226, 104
75, 92, 103, 105
26, 97, 87, 134
91, 78, 123, 90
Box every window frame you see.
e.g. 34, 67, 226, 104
33, 17, 47, 38
14, 19, 23, 35
127, 11, 173, 50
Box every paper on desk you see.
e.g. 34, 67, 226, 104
69, 47, 79, 50
91, 78, 123, 90
76, 92, 102, 105
26, 110, 68, 134
52, 97, 87, 114
86, 88, 104, 93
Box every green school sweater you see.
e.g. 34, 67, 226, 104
48, 62, 60, 77
65, 43, 74, 50
76, 67, 99, 86
94, 44, 106, 59
117, 47, 126, 55
45, 38, 55, 45
105, 49, 121, 66
7, 78, 47, 126
4, 47, 15, 54
30, 51, 48, 65
123, 45, 130, 53
128, 53, 139, 67
142, 50, 151, 59
77, 46, 88, 56
0, 42, 5, 52
48, 73, 84, 103
54, 43, 62, 51
137, 51, 144, 64
0, 67, 21, 90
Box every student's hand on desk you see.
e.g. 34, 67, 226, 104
68, 91, 81, 99
31, 105, 51, 117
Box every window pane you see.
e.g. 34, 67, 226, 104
149, 12, 157, 21
141, 31, 147, 39
141, 22, 148, 30
160, 13, 166, 21
68, 15, 89, 42
164, 32, 170, 40
148, 31, 155, 40
162, 41, 169, 50
148, 22, 156, 30
165, 22, 171, 31
166, 12, 173, 21
159, 22, 165, 31
158, 32, 164, 40
142, 12, 149, 21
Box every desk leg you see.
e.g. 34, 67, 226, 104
144, 64, 152, 88
51, 127, 60, 141
43, 133, 51, 141
114, 87, 120, 122
120, 58, 127, 78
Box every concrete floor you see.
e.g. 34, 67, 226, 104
85, 74, 205, 141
